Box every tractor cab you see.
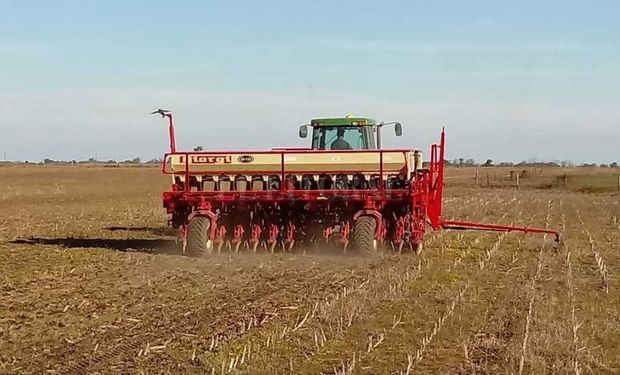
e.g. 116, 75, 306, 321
298, 116, 402, 150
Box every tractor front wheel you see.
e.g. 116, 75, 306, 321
186, 216, 214, 256
351, 216, 378, 255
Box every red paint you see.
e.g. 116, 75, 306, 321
164, 113, 176, 153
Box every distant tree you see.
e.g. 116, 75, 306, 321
194, 146, 204, 151
43, 158, 55, 164
483, 159, 494, 167
611, 162, 618, 168
465, 158, 476, 166
458, 158, 464, 167
131, 157, 141, 164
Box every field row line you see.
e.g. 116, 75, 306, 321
86, 193, 500, 374
589, 196, 620, 232
449, 206, 516, 271
205, 235, 458, 373
517, 199, 553, 375
325, 196, 526, 374
403, 196, 527, 372
324, 231, 498, 375
560, 201, 583, 375
323, 235, 486, 375
399, 226, 516, 373
58, 265, 355, 373
213, 259, 424, 374
401, 282, 469, 374
206, 263, 391, 370
210, 193, 499, 373
575, 209, 611, 294
329, 205, 521, 374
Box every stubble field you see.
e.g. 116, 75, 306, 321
0, 165, 618, 374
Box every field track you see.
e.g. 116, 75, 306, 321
1, 166, 618, 374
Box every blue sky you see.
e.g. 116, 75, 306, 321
1, 0, 618, 163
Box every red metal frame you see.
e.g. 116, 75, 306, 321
165, 113, 176, 153
441, 220, 560, 241
157, 112, 561, 252
152, 110, 177, 153
423, 129, 560, 241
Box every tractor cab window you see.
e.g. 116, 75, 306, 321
311, 126, 374, 150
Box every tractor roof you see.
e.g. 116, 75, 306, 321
310, 116, 376, 127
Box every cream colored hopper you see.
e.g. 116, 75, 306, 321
168, 150, 423, 188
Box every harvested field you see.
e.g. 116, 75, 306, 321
1, 165, 619, 374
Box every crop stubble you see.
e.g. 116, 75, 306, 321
0, 166, 618, 374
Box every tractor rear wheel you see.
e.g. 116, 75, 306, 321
186, 216, 213, 257
351, 216, 378, 255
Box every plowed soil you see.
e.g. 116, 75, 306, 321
1, 166, 618, 374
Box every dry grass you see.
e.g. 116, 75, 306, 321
0, 165, 619, 374
445, 165, 620, 192
576, 211, 611, 294
561, 206, 582, 375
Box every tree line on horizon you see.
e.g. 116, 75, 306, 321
445, 158, 618, 169
0, 157, 162, 165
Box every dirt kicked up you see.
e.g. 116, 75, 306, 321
0, 165, 619, 374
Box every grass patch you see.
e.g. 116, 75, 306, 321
569, 173, 620, 193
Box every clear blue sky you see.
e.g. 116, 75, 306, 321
1, 1, 618, 163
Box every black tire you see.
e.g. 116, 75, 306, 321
186, 216, 213, 257
351, 216, 378, 255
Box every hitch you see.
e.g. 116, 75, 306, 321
441, 219, 561, 243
